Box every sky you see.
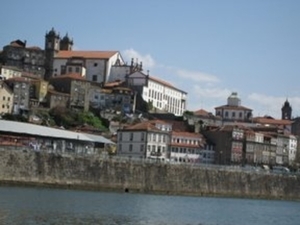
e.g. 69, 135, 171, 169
1, 0, 300, 119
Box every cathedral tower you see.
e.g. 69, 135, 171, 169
281, 99, 292, 120
60, 33, 73, 51
44, 28, 60, 80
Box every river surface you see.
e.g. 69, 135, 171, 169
0, 186, 299, 225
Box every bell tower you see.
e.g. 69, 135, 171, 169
281, 99, 292, 120
44, 27, 60, 80
60, 33, 73, 51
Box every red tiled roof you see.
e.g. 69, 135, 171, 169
252, 117, 292, 126
48, 89, 70, 96
215, 104, 252, 110
50, 73, 87, 81
172, 131, 203, 139
104, 80, 124, 88
194, 109, 210, 116
123, 121, 161, 131
55, 50, 118, 59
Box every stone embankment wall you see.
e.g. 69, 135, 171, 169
0, 150, 300, 200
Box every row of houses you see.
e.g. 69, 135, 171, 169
116, 118, 297, 167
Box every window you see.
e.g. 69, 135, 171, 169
141, 132, 144, 141
75, 67, 80, 73
92, 75, 97, 82
225, 111, 228, 117
130, 133, 133, 141
2, 96, 5, 100
2, 104, 4, 109
239, 112, 243, 118
94, 63, 98, 67
232, 112, 235, 118
68, 67, 72, 73
129, 144, 133, 152
118, 144, 122, 152
140, 144, 144, 152
119, 133, 122, 141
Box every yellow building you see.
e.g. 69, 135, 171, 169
0, 81, 13, 115
33, 79, 49, 103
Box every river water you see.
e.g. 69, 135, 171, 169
0, 186, 299, 225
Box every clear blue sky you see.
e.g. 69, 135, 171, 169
1, 0, 300, 118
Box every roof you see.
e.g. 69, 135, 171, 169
149, 75, 187, 94
122, 119, 172, 132
0, 120, 114, 144
5, 77, 31, 83
104, 80, 125, 88
172, 131, 203, 139
47, 89, 70, 96
253, 117, 292, 126
122, 121, 161, 132
26, 46, 42, 50
50, 73, 87, 81
55, 50, 118, 59
149, 76, 174, 88
215, 104, 252, 111
194, 109, 209, 116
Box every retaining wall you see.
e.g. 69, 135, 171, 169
0, 150, 299, 200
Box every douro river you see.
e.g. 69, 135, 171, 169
0, 186, 299, 225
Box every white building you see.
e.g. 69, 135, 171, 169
170, 131, 213, 164
117, 120, 171, 160
126, 71, 187, 116
0, 66, 22, 80
117, 119, 214, 164
52, 51, 124, 84
288, 135, 297, 164
215, 92, 252, 121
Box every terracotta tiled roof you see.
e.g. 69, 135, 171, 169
50, 73, 87, 81
55, 50, 118, 59
123, 121, 161, 131
48, 89, 70, 96
194, 109, 211, 116
172, 131, 203, 139
215, 104, 252, 110
253, 117, 292, 126
104, 80, 124, 88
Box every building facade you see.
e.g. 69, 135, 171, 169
117, 120, 171, 160
49, 73, 90, 111
126, 71, 187, 116
0, 81, 13, 115
5, 77, 32, 114
215, 92, 252, 122
0, 40, 45, 78
169, 131, 214, 164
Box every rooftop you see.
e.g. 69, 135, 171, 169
0, 120, 114, 144
55, 50, 118, 59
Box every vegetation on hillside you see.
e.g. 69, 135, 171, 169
49, 107, 107, 130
